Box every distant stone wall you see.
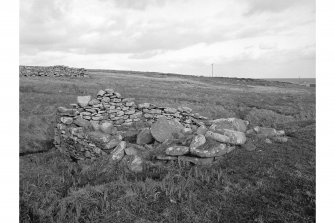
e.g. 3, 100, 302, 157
20, 65, 89, 78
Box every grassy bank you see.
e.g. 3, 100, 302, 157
19, 71, 315, 222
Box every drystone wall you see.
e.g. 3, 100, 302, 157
20, 65, 89, 78
54, 88, 289, 171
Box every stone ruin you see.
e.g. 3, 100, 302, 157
20, 65, 89, 78
54, 88, 289, 172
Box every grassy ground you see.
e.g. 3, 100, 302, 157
19, 71, 315, 222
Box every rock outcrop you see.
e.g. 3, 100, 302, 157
54, 87, 289, 172
19, 65, 89, 78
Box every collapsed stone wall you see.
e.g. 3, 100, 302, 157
54, 88, 289, 171
20, 65, 89, 78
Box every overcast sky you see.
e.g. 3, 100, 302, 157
20, 0, 315, 78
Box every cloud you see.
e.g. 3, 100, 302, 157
19, 0, 315, 78
242, 0, 314, 15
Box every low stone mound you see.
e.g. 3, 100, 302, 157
54, 88, 289, 171
19, 65, 89, 78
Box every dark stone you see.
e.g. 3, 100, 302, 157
123, 130, 139, 143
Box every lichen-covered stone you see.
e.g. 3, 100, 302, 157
138, 103, 151, 109
165, 146, 189, 156
60, 117, 73, 125
190, 134, 206, 151
190, 142, 235, 158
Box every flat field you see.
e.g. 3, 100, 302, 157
19, 70, 315, 222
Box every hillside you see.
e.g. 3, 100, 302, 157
19, 69, 315, 222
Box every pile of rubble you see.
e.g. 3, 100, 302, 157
19, 65, 89, 78
54, 88, 289, 171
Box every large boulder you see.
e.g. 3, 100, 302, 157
136, 128, 154, 144
205, 130, 246, 145
209, 118, 248, 133
150, 117, 184, 142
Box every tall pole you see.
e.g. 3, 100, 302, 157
211, 63, 214, 77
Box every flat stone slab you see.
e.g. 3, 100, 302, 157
205, 130, 246, 145
156, 155, 178, 161
165, 146, 190, 156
